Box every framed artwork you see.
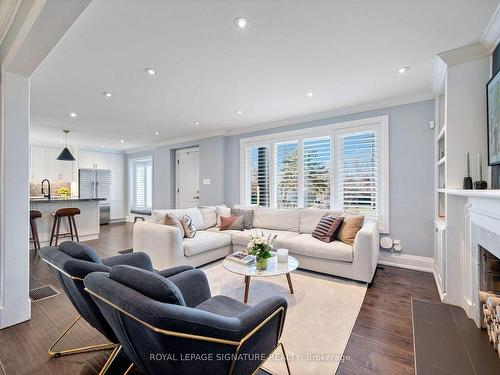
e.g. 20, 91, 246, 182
487, 70, 500, 165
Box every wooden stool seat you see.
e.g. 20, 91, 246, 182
30, 210, 42, 250
50, 207, 81, 246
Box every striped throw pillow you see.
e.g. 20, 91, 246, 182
312, 215, 345, 243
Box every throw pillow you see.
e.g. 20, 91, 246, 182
216, 205, 231, 227
164, 213, 185, 237
337, 215, 365, 245
180, 215, 196, 238
219, 215, 244, 231
312, 215, 344, 243
231, 208, 254, 229
199, 207, 217, 229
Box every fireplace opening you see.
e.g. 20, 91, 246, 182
480, 246, 500, 296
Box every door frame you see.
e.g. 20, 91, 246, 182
175, 147, 200, 208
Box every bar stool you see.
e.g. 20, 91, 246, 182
49, 208, 81, 246
29, 210, 42, 250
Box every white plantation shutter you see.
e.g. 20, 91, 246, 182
303, 136, 331, 209
335, 130, 378, 219
275, 141, 299, 208
134, 158, 153, 210
246, 146, 270, 206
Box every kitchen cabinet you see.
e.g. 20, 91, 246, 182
45, 146, 75, 180
78, 150, 96, 169
30, 145, 46, 180
30, 145, 75, 181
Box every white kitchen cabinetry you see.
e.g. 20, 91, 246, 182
78, 150, 97, 169
78, 150, 115, 170
30, 145, 75, 181
30, 145, 46, 180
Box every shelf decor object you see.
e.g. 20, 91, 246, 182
463, 151, 473, 189
57, 129, 76, 161
474, 153, 487, 189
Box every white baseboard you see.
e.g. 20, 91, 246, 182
378, 252, 434, 273
432, 268, 446, 301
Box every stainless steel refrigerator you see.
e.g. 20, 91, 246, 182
78, 169, 111, 224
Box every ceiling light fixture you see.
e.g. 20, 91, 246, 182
306, 91, 314, 97
398, 66, 410, 74
155, 131, 160, 135
57, 130, 76, 161
100, 145, 105, 148
194, 121, 200, 125
236, 110, 243, 115
103, 92, 112, 97
69, 112, 78, 118
234, 17, 248, 29
145, 68, 156, 75
120, 139, 125, 144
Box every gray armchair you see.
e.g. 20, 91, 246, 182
84, 265, 290, 375
39, 241, 193, 373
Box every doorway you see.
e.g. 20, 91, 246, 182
175, 147, 200, 208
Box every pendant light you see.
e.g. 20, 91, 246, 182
57, 129, 76, 161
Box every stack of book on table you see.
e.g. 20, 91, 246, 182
226, 252, 255, 265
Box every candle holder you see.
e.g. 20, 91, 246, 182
474, 180, 487, 189
463, 177, 473, 190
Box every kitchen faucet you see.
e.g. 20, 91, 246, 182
41, 179, 51, 200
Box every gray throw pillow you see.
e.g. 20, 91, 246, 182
231, 208, 254, 229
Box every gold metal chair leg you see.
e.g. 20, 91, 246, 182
279, 343, 291, 375
48, 315, 116, 358
123, 363, 134, 375
99, 345, 122, 375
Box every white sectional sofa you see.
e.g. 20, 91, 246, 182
133, 206, 379, 283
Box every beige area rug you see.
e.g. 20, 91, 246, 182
201, 261, 367, 375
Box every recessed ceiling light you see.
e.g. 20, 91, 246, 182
234, 17, 248, 29
120, 139, 125, 144
102, 92, 112, 97
194, 121, 200, 125
100, 145, 105, 148
69, 112, 78, 118
155, 131, 160, 135
236, 110, 243, 115
145, 68, 156, 75
59, 139, 64, 143
306, 92, 314, 97
398, 66, 410, 74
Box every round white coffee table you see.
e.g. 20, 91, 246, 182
223, 253, 299, 303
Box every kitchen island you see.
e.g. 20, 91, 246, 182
30, 197, 105, 248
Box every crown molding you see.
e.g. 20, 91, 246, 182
481, 2, 500, 53
437, 43, 490, 67
125, 130, 227, 154
225, 92, 434, 136
0, 0, 21, 47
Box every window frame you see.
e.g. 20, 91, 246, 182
130, 156, 154, 211
239, 115, 389, 232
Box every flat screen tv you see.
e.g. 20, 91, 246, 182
487, 69, 500, 166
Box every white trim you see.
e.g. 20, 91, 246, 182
433, 268, 446, 302
126, 130, 226, 154
437, 43, 490, 67
431, 56, 447, 95
239, 115, 389, 231
378, 252, 434, 273
228, 93, 431, 137
481, 2, 500, 53
0, 0, 22, 46
125, 94, 432, 154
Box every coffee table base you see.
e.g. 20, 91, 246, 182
243, 272, 294, 304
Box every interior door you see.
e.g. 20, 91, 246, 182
176, 147, 199, 208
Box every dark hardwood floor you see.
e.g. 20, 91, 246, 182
0, 222, 442, 374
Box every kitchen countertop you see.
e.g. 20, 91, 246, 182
30, 197, 107, 203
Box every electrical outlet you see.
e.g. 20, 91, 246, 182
203, 178, 211, 185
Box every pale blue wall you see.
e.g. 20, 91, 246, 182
128, 99, 435, 257
225, 100, 435, 258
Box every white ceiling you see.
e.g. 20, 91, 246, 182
30, 0, 499, 151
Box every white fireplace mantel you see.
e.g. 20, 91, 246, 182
442, 190, 500, 327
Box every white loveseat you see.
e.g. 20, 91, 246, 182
133, 206, 379, 283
